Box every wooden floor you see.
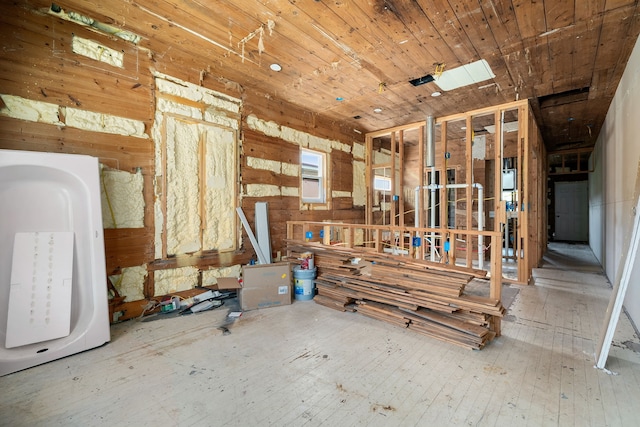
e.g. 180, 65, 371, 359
2, 243, 639, 426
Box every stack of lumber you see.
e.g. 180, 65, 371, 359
286, 241, 504, 350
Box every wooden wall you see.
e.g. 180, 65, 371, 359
0, 4, 364, 321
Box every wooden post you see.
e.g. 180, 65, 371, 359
398, 130, 405, 228
160, 117, 168, 259
494, 110, 502, 273
418, 124, 425, 260
365, 134, 373, 227
390, 131, 397, 227
518, 104, 529, 282
490, 230, 503, 336
465, 115, 473, 268
323, 225, 331, 245
440, 121, 448, 264
198, 130, 206, 248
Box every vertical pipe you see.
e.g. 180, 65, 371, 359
426, 116, 435, 168
426, 116, 437, 261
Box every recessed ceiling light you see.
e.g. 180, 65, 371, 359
373, 108, 383, 113
270, 63, 282, 72
431, 91, 442, 97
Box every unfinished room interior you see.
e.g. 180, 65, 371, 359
1, 0, 640, 425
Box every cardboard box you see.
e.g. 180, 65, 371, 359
212, 277, 242, 290
240, 262, 292, 310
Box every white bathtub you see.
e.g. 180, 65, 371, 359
0, 149, 110, 376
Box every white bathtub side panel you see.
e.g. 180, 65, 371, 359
0, 150, 110, 376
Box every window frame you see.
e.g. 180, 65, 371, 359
300, 148, 327, 205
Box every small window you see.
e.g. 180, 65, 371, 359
301, 149, 325, 203
373, 175, 392, 192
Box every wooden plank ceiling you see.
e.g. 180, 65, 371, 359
49, 0, 640, 151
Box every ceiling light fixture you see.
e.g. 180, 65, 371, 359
373, 108, 383, 113
270, 63, 282, 72
431, 91, 442, 97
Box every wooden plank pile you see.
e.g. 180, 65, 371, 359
286, 241, 504, 350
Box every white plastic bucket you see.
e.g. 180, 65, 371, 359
293, 266, 316, 301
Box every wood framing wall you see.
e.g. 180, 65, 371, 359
0, 4, 364, 321
365, 100, 547, 283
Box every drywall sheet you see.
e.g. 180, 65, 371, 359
165, 117, 202, 255
202, 125, 236, 250
100, 166, 145, 228
6, 232, 73, 348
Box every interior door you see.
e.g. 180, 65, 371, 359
554, 181, 588, 241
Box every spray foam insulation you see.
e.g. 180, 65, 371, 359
246, 114, 350, 155
100, 166, 145, 228
65, 107, 147, 138
203, 108, 240, 130
352, 160, 367, 207
71, 36, 124, 68
154, 266, 199, 296
201, 265, 242, 286
246, 157, 299, 177
246, 114, 281, 137
109, 265, 147, 302
202, 126, 236, 251
247, 157, 281, 174
332, 191, 351, 198
373, 149, 392, 164
352, 142, 366, 160
281, 186, 299, 197
0, 94, 62, 125
246, 183, 282, 197
154, 72, 241, 114
157, 98, 203, 121
153, 74, 241, 258
165, 117, 202, 255
153, 115, 164, 258
0, 94, 147, 139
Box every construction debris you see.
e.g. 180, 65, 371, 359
286, 241, 504, 350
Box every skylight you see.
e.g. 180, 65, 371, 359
433, 59, 495, 91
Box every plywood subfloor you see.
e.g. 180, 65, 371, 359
1, 244, 639, 426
